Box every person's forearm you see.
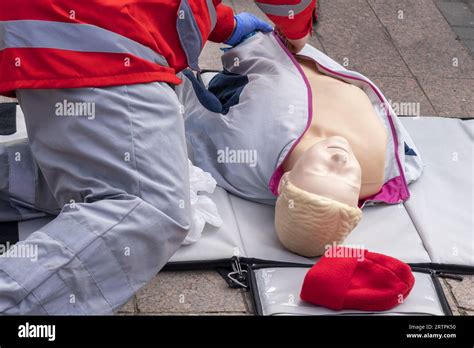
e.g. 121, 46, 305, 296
208, 3, 236, 43
254, 0, 316, 40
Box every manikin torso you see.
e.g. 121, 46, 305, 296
181, 32, 420, 206
283, 57, 388, 199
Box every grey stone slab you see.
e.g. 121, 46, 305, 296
222, 0, 234, 8
463, 39, 474, 54
315, 0, 411, 77
232, 0, 326, 53
118, 296, 137, 314
462, 0, 474, 13
441, 279, 461, 315
453, 26, 474, 40
307, 32, 327, 54
231, 0, 268, 22
368, 0, 474, 78
417, 76, 474, 117
436, 0, 474, 27
447, 275, 474, 311
138, 311, 250, 316
200, 41, 224, 70
136, 271, 248, 314
241, 289, 255, 314
368, 76, 437, 116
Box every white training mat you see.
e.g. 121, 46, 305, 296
401, 117, 474, 266
3, 107, 474, 268
171, 117, 473, 267
170, 184, 431, 264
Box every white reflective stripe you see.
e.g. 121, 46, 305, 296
0, 20, 168, 67
205, 0, 217, 31
255, 0, 313, 16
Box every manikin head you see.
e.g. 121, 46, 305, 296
275, 136, 364, 257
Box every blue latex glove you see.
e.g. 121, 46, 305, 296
225, 13, 273, 47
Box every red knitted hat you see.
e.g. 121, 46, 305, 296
300, 246, 415, 311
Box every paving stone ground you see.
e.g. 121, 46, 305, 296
0, 0, 472, 316
435, 0, 474, 55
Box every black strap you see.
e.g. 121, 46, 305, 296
0, 103, 17, 135
0, 222, 19, 253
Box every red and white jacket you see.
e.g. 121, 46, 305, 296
0, 0, 316, 97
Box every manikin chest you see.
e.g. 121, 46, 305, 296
286, 58, 388, 198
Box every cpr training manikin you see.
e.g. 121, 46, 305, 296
177, 31, 424, 257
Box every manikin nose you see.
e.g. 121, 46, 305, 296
332, 152, 348, 163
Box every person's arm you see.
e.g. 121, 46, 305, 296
208, 2, 273, 45
208, 3, 236, 43
254, 0, 316, 40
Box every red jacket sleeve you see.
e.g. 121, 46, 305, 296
255, 0, 316, 40
208, 2, 235, 43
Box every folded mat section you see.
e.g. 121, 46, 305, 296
401, 118, 474, 267
232, 193, 431, 265
250, 267, 447, 316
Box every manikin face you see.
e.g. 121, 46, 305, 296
288, 136, 362, 207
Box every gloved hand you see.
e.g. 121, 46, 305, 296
225, 13, 273, 47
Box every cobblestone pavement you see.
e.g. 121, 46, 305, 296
0, 0, 472, 316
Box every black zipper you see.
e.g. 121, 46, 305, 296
247, 263, 264, 316
432, 272, 464, 281
163, 258, 237, 272
409, 263, 474, 275
164, 257, 312, 272
430, 270, 454, 316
